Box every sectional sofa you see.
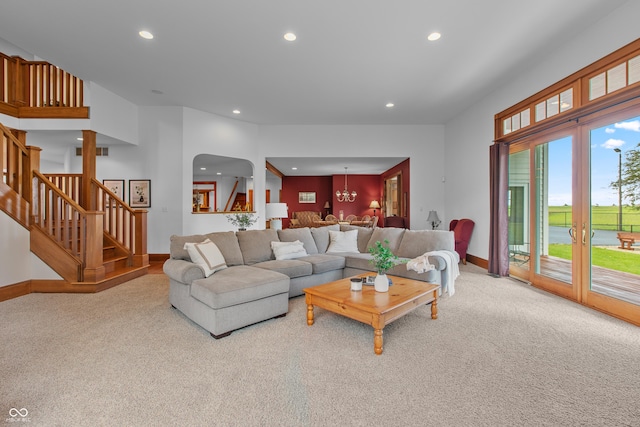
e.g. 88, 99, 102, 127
163, 224, 458, 338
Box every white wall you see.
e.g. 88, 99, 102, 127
86, 83, 139, 145
444, 1, 640, 260
0, 210, 60, 288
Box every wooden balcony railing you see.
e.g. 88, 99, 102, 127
0, 52, 88, 119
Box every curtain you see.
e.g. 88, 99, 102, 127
488, 142, 510, 276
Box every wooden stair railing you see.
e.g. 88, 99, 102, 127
0, 123, 39, 227
31, 171, 104, 283
90, 178, 148, 268
44, 174, 149, 269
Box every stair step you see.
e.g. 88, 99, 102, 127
70, 265, 149, 292
103, 255, 129, 273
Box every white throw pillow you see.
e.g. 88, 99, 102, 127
184, 239, 227, 277
271, 240, 308, 260
326, 229, 359, 253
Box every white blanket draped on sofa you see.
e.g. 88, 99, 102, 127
407, 250, 460, 296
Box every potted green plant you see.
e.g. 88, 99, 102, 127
368, 239, 404, 292
226, 212, 258, 231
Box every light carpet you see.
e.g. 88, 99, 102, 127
1, 263, 639, 426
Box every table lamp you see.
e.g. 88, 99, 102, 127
427, 210, 441, 230
369, 200, 381, 216
266, 203, 288, 231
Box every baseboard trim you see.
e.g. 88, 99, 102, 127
0, 280, 31, 302
149, 253, 170, 262
466, 254, 488, 269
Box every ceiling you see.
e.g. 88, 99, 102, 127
0, 0, 629, 174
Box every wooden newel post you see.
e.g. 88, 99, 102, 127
81, 130, 97, 210
83, 211, 105, 282
133, 209, 149, 267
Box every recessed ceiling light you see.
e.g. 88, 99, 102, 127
200, 167, 206, 170
427, 32, 441, 41
292, 167, 298, 170
77, 137, 83, 141
232, 109, 241, 114
284, 32, 297, 42
216, 172, 222, 175
139, 30, 154, 40
386, 103, 395, 108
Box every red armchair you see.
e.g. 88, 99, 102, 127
449, 219, 475, 264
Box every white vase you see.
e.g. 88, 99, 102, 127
374, 273, 389, 292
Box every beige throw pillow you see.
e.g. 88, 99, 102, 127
326, 229, 359, 253
271, 240, 308, 260
184, 239, 227, 277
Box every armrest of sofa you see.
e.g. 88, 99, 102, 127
163, 259, 205, 284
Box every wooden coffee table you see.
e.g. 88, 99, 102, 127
304, 275, 440, 355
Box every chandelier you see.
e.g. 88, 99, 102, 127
336, 167, 357, 202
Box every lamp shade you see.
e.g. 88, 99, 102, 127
323, 201, 331, 209
369, 200, 381, 210
427, 210, 440, 223
266, 203, 288, 219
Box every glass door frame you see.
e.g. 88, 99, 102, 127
527, 125, 583, 302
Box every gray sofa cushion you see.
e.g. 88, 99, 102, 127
310, 224, 340, 253
366, 227, 405, 253
297, 254, 346, 274
190, 265, 289, 309
253, 259, 312, 278
396, 230, 455, 258
236, 229, 279, 265
277, 228, 319, 255
205, 231, 244, 266
169, 234, 206, 260
343, 252, 375, 271
340, 225, 374, 253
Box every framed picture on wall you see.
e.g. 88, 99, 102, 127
103, 179, 124, 200
298, 191, 316, 204
129, 179, 151, 208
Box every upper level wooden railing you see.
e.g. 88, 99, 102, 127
0, 52, 88, 119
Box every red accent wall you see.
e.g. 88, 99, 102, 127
281, 174, 383, 227
332, 174, 382, 219
281, 176, 333, 228
280, 159, 410, 229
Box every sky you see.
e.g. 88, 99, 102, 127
548, 116, 640, 206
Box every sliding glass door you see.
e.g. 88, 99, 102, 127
583, 111, 640, 320
509, 110, 640, 324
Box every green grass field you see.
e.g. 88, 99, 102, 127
549, 205, 640, 231
549, 244, 640, 275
